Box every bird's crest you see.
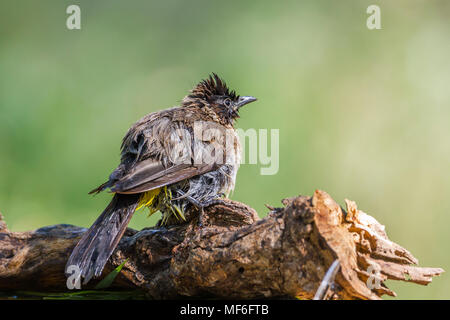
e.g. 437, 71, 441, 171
188, 73, 238, 101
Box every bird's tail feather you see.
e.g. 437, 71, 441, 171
65, 193, 140, 284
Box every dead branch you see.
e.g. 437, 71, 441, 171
0, 190, 444, 299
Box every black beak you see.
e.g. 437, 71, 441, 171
236, 96, 257, 108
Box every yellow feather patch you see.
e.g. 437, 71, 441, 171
136, 188, 161, 211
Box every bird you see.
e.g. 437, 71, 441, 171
65, 73, 257, 284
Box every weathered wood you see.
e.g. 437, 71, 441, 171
0, 190, 444, 299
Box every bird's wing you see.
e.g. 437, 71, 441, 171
89, 112, 230, 195
110, 158, 217, 194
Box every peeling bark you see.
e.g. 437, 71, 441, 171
0, 190, 444, 299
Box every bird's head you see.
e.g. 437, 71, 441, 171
182, 73, 257, 125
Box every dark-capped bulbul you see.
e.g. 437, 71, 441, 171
65, 73, 257, 284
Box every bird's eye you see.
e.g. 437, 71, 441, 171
223, 98, 232, 108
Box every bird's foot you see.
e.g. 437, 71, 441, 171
174, 191, 226, 209
174, 191, 226, 227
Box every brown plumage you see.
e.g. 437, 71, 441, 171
66, 73, 257, 284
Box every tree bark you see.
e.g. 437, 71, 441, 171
0, 190, 444, 299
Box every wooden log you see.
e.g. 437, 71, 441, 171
0, 190, 444, 299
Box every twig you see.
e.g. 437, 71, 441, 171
313, 260, 340, 300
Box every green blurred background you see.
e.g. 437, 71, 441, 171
0, 0, 449, 299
